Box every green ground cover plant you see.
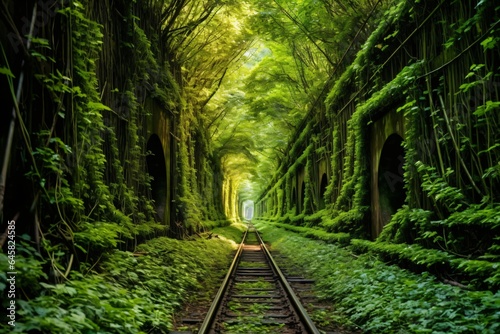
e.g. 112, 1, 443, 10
0, 227, 238, 334
267, 221, 351, 245
238, 261, 268, 268
254, 221, 500, 333
222, 317, 284, 333
227, 300, 271, 315
234, 279, 274, 291
211, 221, 247, 244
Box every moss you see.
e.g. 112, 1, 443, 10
351, 238, 500, 290
254, 219, 351, 246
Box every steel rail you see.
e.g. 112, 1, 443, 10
197, 227, 248, 333
255, 229, 321, 334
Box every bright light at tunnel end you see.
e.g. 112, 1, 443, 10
242, 199, 254, 220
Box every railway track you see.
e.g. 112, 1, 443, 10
197, 225, 321, 334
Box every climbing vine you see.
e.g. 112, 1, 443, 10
255, 0, 500, 288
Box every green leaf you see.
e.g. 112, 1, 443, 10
0, 66, 15, 78
474, 100, 500, 116
87, 101, 112, 111
481, 36, 497, 50
30, 50, 47, 61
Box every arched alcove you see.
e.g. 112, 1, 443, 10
378, 133, 405, 227
319, 173, 328, 209
146, 134, 167, 222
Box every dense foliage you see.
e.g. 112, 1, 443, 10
0, 226, 240, 333
255, 221, 500, 333
207, 0, 392, 200
254, 0, 500, 291
1, 0, 499, 332
0, 0, 248, 331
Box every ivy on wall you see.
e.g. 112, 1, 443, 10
255, 0, 500, 288
0, 0, 234, 330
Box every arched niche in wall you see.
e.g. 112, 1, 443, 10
378, 133, 405, 228
146, 134, 167, 222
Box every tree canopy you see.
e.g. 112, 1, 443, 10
200, 0, 391, 200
